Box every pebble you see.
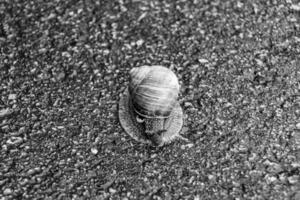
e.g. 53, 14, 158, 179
18, 127, 26, 134
2, 144, 8, 151
198, 58, 209, 63
19, 178, 29, 186
1, 125, 9, 131
91, 147, 98, 155
27, 167, 41, 176
46, 12, 56, 20
0, 108, 12, 118
183, 102, 193, 108
150, 154, 157, 159
136, 39, 144, 46
255, 58, 264, 67
3, 188, 12, 195
291, 4, 300, 11
38, 48, 47, 54
181, 143, 194, 150
296, 123, 300, 130
109, 188, 117, 194
208, 174, 215, 181
6, 137, 23, 146
0, 179, 6, 187
288, 175, 299, 184
8, 94, 17, 100
269, 176, 278, 183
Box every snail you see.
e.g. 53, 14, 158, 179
119, 65, 187, 146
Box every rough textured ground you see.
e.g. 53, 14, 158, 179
0, 0, 300, 199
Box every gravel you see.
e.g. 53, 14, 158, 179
0, 0, 299, 199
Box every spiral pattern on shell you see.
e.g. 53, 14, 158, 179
128, 65, 180, 118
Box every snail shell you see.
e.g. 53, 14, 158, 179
128, 65, 180, 119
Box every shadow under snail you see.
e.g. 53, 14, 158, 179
119, 65, 187, 146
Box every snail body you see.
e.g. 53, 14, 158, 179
119, 65, 185, 146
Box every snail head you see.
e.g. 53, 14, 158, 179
135, 115, 166, 145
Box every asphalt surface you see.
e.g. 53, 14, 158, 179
0, 0, 300, 199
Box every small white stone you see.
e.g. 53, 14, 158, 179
288, 175, 299, 184
57, 126, 65, 130
198, 58, 209, 63
150, 154, 157, 159
186, 143, 194, 148
3, 188, 12, 195
194, 195, 201, 200
296, 123, 300, 129
208, 174, 215, 180
91, 147, 98, 155
47, 13, 56, 20
6, 137, 23, 146
255, 58, 264, 67
109, 188, 117, 194
0, 108, 11, 117
237, 1, 243, 8
8, 94, 17, 100
62, 52, 71, 57
180, 143, 194, 150
136, 39, 144, 46
291, 4, 300, 11
2, 144, 8, 151
137, 12, 147, 21
183, 102, 193, 108
267, 176, 277, 182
